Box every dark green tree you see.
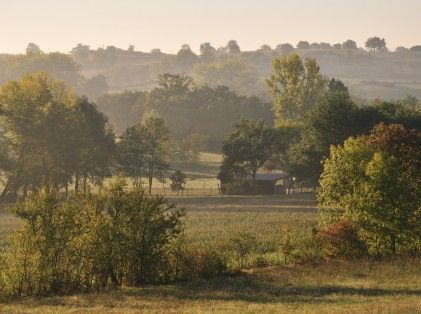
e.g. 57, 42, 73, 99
118, 116, 170, 195
26, 42, 42, 55
199, 42, 216, 59
226, 40, 241, 54
72, 96, 115, 194
218, 119, 274, 188
296, 41, 310, 49
342, 40, 357, 49
288, 92, 360, 185
365, 37, 387, 51
328, 78, 349, 95
275, 43, 294, 54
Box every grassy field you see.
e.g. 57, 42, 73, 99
0, 193, 420, 313
0, 153, 419, 313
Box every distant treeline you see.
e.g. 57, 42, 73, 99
68, 38, 421, 98
96, 74, 273, 149
3, 38, 421, 104
0, 52, 108, 99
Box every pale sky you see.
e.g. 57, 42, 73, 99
1, 0, 420, 54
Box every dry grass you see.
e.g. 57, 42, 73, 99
1, 259, 420, 313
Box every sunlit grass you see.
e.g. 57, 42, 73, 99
1, 259, 419, 313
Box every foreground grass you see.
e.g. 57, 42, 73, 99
1, 259, 420, 313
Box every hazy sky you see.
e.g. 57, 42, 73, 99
1, 0, 420, 54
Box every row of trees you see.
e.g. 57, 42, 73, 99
0, 72, 191, 201
0, 50, 108, 99
67, 36, 420, 57
0, 73, 114, 200
219, 54, 420, 188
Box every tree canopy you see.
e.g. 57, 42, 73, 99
266, 54, 328, 126
365, 37, 387, 51
318, 123, 421, 255
0, 72, 114, 199
118, 116, 170, 195
218, 119, 275, 186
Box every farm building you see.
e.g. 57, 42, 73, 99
219, 170, 291, 195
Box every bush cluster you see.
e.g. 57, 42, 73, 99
0, 180, 229, 296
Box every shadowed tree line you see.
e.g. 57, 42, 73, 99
96, 73, 273, 150
0, 73, 198, 201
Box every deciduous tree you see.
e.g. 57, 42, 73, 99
318, 123, 421, 255
266, 54, 327, 126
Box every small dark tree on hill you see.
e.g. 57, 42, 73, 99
310, 42, 321, 49
343, 40, 357, 50
199, 42, 216, 58
320, 42, 332, 49
297, 41, 310, 49
395, 46, 408, 53
275, 43, 294, 54
26, 42, 42, 55
365, 36, 387, 51
226, 40, 241, 54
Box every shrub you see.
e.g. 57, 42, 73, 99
319, 220, 368, 259
292, 229, 325, 266
2, 179, 184, 296
250, 255, 271, 268
165, 239, 228, 281
278, 225, 295, 264
98, 180, 184, 285
3, 192, 88, 296
228, 232, 258, 269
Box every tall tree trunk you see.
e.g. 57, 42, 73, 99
148, 172, 153, 196
22, 184, 28, 200
83, 174, 87, 195
148, 161, 153, 196
75, 171, 79, 194
252, 170, 257, 194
